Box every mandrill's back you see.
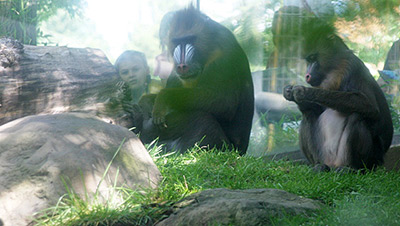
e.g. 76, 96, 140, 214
193, 8, 255, 153
216, 24, 255, 154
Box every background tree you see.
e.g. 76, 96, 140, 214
0, 0, 85, 45
333, 0, 400, 66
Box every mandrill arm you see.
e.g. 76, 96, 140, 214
283, 85, 380, 120
152, 85, 238, 127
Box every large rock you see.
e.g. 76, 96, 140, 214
0, 113, 161, 226
157, 188, 322, 226
0, 38, 123, 126
384, 144, 400, 171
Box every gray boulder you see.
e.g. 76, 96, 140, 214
157, 188, 322, 226
0, 113, 161, 226
384, 144, 400, 171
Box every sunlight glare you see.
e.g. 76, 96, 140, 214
86, 0, 153, 60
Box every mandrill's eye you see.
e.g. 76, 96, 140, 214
306, 53, 318, 63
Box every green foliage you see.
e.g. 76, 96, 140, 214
334, 0, 400, 65
222, 5, 269, 70
248, 113, 300, 157
270, 114, 300, 149
0, 0, 85, 45
339, 0, 400, 20
221, 1, 281, 70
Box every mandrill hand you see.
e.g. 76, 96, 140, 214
283, 85, 306, 103
283, 85, 294, 101
152, 96, 169, 129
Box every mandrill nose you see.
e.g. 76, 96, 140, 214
306, 73, 312, 83
177, 64, 189, 74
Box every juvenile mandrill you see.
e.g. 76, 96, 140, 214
138, 6, 254, 154
283, 21, 393, 171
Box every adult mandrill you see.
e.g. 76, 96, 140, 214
283, 21, 393, 171
138, 6, 254, 154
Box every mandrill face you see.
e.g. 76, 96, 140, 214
170, 36, 204, 82
167, 8, 212, 83
304, 53, 325, 87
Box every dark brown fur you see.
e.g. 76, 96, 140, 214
138, 6, 254, 154
283, 21, 393, 170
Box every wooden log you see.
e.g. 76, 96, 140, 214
0, 38, 125, 125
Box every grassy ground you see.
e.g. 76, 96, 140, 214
34, 146, 400, 226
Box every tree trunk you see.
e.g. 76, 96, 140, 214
0, 38, 125, 126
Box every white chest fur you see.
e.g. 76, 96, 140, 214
318, 108, 350, 166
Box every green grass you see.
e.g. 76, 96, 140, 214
34, 146, 400, 226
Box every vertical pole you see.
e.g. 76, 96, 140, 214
267, 123, 275, 153
196, 0, 200, 11
266, 4, 283, 153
